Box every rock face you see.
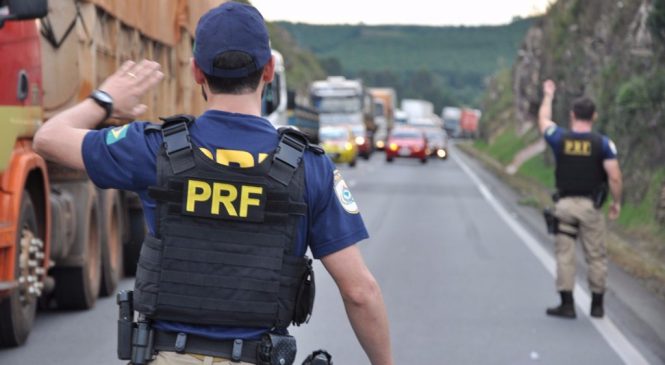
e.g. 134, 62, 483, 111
510, 0, 665, 209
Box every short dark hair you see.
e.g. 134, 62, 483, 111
203, 51, 264, 95
572, 97, 596, 121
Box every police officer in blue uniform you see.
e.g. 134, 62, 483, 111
34, 3, 394, 364
539, 80, 623, 319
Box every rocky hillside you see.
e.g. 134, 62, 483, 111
481, 0, 665, 233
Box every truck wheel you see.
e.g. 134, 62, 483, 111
0, 191, 42, 347
349, 158, 357, 168
420, 157, 428, 164
53, 186, 101, 310
123, 208, 145, 276
99, 190, 124, 297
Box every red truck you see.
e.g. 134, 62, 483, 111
459, 108, 482, 138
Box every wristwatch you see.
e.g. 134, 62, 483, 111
89, 89, 114, 120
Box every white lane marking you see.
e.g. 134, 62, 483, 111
453, 152, 650, 365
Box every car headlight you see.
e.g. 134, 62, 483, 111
389, 143, 398, 151
355, 136, 365, 145
437, 149, 447, 158
345, 142, 354, 151
376, 140, 385, 149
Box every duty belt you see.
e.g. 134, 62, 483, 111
154, 330, 261, 363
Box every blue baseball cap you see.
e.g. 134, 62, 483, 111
194, 2, 271, 78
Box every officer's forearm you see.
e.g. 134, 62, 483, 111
33, 99, 105, 170
609, 175, 622, 204
343, 282, 394, 365
538, 95, 554, 133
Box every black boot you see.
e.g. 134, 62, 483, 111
546, 291, 576, 319
590, 292, 604, 318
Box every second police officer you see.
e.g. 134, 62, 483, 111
33, 2, 394, 364
538, 80, 623, 319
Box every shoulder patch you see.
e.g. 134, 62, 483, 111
608, 139, 618, 156
545, 125, 557, 137
333, 169, 359, 214
106, 125, 129, 145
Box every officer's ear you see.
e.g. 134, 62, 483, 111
191, 58, 207, 86
261, 56, 276, 84
592, 112, 598, 122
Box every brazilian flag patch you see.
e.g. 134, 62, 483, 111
106, 125, 129, 145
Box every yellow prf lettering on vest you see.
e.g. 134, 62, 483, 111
211, 183, 238, 216
199, 148, 269, 168
186, 180, 211, 213
564, 139, 592, 156
239, 186, 263, 217
183, 179, 267, 222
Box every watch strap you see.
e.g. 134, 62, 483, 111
89, 89, 113, 120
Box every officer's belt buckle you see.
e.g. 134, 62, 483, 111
163, 123, 192, 156
276, 135, 306, 168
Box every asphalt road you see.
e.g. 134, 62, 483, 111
1, 144, 664, 365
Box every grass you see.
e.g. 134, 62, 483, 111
474, 128, 530, 165
617, 168, 665, 238
518, 153, 555, 189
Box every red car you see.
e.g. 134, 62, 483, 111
385, 128, 428, 164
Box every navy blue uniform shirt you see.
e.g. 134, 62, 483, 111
82, 110, 369, 340
544, 125, 618, 160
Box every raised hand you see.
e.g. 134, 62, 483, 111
543, 79, 556, 98
99, 60, 165, 119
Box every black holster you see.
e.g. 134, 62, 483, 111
293, 259, 316, 325
117, 291, 154, 365
257, 333, 297, 365
543, 208, 559, 235
592, 184, 609, 209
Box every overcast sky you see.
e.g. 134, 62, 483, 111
251, 0, 555, 26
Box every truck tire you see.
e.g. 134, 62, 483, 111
123, 208, 145, 276
53, 186, 101, 310
0, 191, 41, 347
99, 190, 124, 297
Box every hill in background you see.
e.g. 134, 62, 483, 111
278, 19, 533, 111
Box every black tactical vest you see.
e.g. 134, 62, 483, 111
133, 115, 317, 329
555, 130, 608, 196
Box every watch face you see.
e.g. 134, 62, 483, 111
94, 90, 113, 104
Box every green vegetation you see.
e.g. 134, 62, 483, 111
649, 0, 665, 42
267, 23, 326, 93
618, 169, 665, 236
277, 19, 533, 110
519, 153, 555, 189
474, 128, 536, 165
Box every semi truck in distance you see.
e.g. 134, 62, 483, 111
368, 88, 396, 151
0, 0, 217, 347
310, 76, 374, 157
442, 106, 462, 137
401, 99, 434, 123
460, 108, 482, 138
442, 107, 481, 138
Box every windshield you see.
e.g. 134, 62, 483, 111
312, 96, 362, 113
351, 125, 365, 135
320, 128, 349, 141
374, 102, 384, 117
391, 130, 421, 139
